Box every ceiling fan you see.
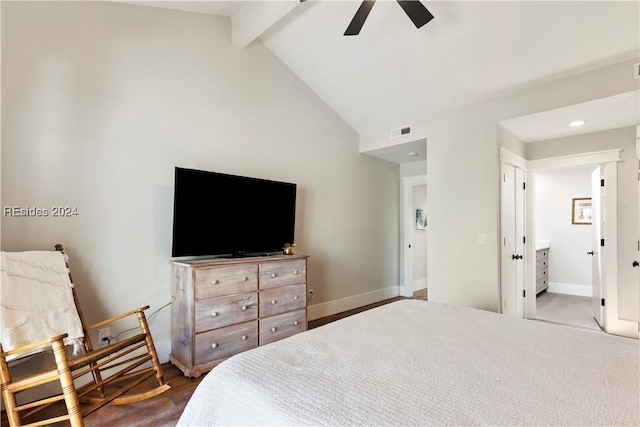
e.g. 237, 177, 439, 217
344, 0, 434, 36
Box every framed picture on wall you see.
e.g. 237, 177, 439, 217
416, 208, 426, 230
571, 197, 592, 225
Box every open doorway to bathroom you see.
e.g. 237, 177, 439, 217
533, 167, 601, 331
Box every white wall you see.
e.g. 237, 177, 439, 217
535, 168, 595, 296
527, 127, 639, 321
0, 1, 400, 365
361, 58, 639, 314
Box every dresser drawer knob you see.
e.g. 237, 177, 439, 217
271, 273, 277, 278
271, 299, 277, 305
211, 311, 219, 317
211, 343, 218, 349
293, 295, 299, 300
241, 305, 248, 311
241, 335, 248, 341
242, 276, 248, 282
293, 270, 298, 275
211, 279, 219, 285
293, 321, 299, 326
271, 327, 277, 333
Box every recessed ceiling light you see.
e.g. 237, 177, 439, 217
568, 120, 586, 127
408, 152, 418, 156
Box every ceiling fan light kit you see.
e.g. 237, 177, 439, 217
344, 0, 434, 36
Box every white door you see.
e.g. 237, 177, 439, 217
591, 167, 605, 328
500, 164, 525, 317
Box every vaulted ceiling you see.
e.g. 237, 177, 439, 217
124, 1, 639, 156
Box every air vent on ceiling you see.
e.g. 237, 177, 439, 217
634, 62, 640, 80
391, 126, 412, 139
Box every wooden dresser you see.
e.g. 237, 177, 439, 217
535, 248, 549, 294
170, 254, 308, 377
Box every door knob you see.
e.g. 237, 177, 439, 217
587, 251, 594, 255
512, 254, 523, 260
633, 260, 639, 267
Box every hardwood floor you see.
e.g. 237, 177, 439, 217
1, 290, 428, 426
0, 363, 204, 427
308, 288, 427, 329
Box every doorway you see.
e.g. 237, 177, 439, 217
401, 175, 427, 297
532, 167, 600, 330
524, 150, 639, 337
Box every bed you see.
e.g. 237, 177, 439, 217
178, 299, 639, 426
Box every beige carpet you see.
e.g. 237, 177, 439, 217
535, 291, 602, 331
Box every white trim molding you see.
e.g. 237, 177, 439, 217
402, 175, 428, 186
636, 125, 640, 160
413, 278, 427, 292
547, 282, 593, 297
528, 149, 622, 171
499, 147, 527, 170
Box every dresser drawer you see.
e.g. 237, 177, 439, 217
259, 309, 306, 346
259, 283, 306, 317
195, 264, 258, 299
195, 292, 258, 333
536, 258, 548, 270
259, 259, 306, 289
536, 250, 548, 260
195, 321, 257, 365
536, 277, 548, 292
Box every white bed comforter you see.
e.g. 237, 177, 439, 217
178, 300, 639, 426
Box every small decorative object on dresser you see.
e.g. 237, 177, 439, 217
283, 242, 295, 255
170, 254, 308, 377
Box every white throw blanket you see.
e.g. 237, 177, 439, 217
0, 251, 84, 357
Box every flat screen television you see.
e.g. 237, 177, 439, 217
171, 167, 296, 258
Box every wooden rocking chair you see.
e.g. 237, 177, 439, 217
0, 245, 170, 426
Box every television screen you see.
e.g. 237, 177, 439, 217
171, 167, 296, 258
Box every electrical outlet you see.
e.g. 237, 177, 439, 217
478, 234, 487, 245
98, 327, 110, 347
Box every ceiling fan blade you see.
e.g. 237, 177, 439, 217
344, 0, 376, 36
396, 0, 434, 29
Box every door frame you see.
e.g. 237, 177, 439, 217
400, 175, 427, 297
527, 149, 637, 337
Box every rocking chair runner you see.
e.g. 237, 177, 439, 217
0, 245, 170, 426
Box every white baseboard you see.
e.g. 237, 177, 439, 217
412, 279, 427, 292
547, 282, 592, 297
307, 286, 400, 321
606, 319, 639, 339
